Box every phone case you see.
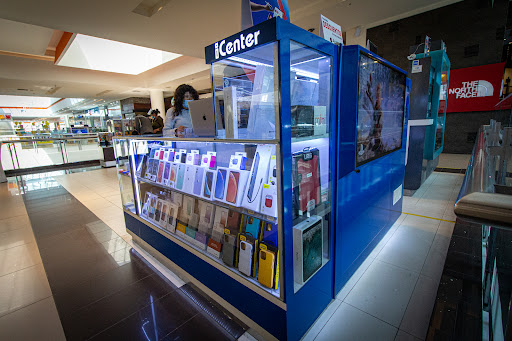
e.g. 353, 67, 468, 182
154, 200, 163, 223
293, 149, 321, 216
160, 201, 169, 228
226, 211, 241, 233
163, 162, 171, 185
167, 204, 178, 232
214, 169, 227, 200
176, 164, 186, 190
141, 193, 151, 218
222, 234, 236, 267
193, 167, 205, 196
226, 171, 240, 204
148, 195, 157, 220
169, 164, 178, 187
238, 240, 253, 276
244, 216, 261, 239
258, 248, 276, 288
262, 222, 278, 246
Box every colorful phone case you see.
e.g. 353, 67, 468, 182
193, 167, 205, 196
214, 169, 227, 200
163, 163, 171, 183
226, 171, 240, 204
148, 196, 156, 220
176, 164, 186, 190
160, 202, 168, 227
244, 216, 261, 239
238, 241, 253, 276
262, 222, 278, 246
203, 171, 214, 198
258, 249, 275, 288
169, 164, 178, 186
155, 200, 163, 223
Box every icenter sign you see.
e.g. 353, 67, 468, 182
214, 31, 261, 59
446, 62, 504, 113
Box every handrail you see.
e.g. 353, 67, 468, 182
0, 136, 99, 144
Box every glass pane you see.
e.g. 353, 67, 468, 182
115, 139, 135, 213
63, 137, 102, 163
212, 42, 277, 140
289, 41, 332, 293
435, 62, 449, 151
127, 138, 281, 298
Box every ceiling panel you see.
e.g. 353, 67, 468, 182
0, 18, 54, 55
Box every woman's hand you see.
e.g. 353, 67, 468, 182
176, 126, 185, 137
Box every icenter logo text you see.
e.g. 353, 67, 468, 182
215, 31, 261, 59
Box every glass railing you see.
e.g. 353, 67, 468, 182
0, 134, 102, 171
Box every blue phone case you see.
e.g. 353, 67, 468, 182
203, 171, 214, 197
244, 216, 261, 239
176, 164, 186, 189
214, 169, 227, 199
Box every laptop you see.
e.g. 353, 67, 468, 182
189, 98, 222, 137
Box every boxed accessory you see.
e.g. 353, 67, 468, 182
186, 150, 200, 165
176, 221, 187, 234
213, 207, 229, 230
159, 200, 169, 229
156, 161, 165, 183
154, 199, 163, 224
224, 169, 250, 206
167, 203, 179, 233
292, 148, 321, 217
136, 154, 147, 178
170, 191, 183, 207
293, 215, 323, 285
195, 231, 209, 249
163, 162, 173, 187
260, 184, 277, 218
158, 148, 166, 160
182, 165, 197, 194
169, 163, 178, 188
229, 152, 247, 170
141, 192, 151, 218
193, 166, 205, 196
226, 210, 242, 235
201, 169, 216, 200
180, 196, 195, 224
223, 86, 238, 139
198, 202, 215, 234
166, 148, 175, 162
148, 195, 157, 221
175, 164, 187, 191
242, 145, 275, 212
201, 152, 216, 168
268, 155, 277, 185
207, 238, 222, 258
174, 149, 187, 163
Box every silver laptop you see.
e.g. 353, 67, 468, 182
189, 98, 221, 137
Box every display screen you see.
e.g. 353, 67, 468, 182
356, 52, 406, 166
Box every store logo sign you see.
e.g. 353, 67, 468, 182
214, 30, 261, 59
449, 80, 494, 99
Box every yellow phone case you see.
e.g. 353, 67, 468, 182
177, 222, 187, 234
258, 248, 275, 289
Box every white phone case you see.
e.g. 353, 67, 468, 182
238, 240, 253, 277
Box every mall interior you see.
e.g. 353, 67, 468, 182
0, 0, 510, 340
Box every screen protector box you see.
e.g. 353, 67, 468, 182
242, 144, 275, 212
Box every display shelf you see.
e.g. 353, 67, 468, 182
135, 175, 278, 224
125, 208, 282, 301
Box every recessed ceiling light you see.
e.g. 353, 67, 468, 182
56, 34, 181, 75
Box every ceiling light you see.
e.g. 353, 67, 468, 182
56, 34, 181, 75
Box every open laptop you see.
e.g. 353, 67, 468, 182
189, 98, 222, 137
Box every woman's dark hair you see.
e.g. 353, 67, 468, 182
173, 84, 199, 115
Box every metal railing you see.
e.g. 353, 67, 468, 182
0, 135, 102, 173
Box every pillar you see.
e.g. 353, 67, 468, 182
150, 90, 166, 118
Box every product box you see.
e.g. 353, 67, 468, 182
201, 169, 217, 200
170, 191, 183, 207
146, 159, 158, 181
158, 148, 166, 160
195, 231, 209, 249
182, 165, 197, 194
314, 106, 327, 136
180, 196, 195, 224
207, 238, 222, 258
214, 167, 250, 207
140, 192, 152, 218
198, 202, 215, 234
169, 163, 178, 188
186, 150, 200, 165
174, 149, 187, 163
242, 144, 275, 212
147, 194, 158, 221
154, 199, 164, 225
211, 226, 224, 243
156, 161, 165, 183
185, 227, 196, 239
260, 184, 277, 218
136, 155, 147, 178
229, 152, 247, 170
293, 215, 323, 285
159, 200, 170, 229
176, 222, 187, 234
193, 166, 205, 197
166, 148, 175, 162
223, 86, 238, 139
175, 164, 187, 191
268, 155, 277, 185
167, 203, 179, 233
201, 152, 217, 168
163, 162, 173, 187
163, 150, 170, 162
292, 148, 321, 217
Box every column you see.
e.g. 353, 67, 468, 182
150, 90, 166, 118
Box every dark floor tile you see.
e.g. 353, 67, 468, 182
60, 274, 175, 340
452, 224, 481, 240
448, 235, 481, 256
53, 252, 155, 315
162, 313, 235, 341
90, 290, 200, 341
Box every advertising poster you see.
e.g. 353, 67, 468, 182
241, 0, 290, 29
446, 62, 505, 112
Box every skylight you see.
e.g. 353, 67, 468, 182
56, 34, 181, 75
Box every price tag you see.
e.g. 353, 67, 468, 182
260, 243, 267, 250
240, 235, 247, 242
224, 228, 230, 235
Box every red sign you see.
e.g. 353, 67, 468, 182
446, 62, 505, 113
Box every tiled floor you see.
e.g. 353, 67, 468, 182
303, 172, 464, 341
437, 153, 471, 170
0, 167, 464, 341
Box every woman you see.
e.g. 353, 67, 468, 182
150, 109, 164, 134
163, 84, 199, 137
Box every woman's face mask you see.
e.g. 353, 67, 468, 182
183, 99, 192, 109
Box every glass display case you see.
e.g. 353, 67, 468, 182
115, 17, 338, 341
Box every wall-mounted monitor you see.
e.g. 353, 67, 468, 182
356, 52, 406, 166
